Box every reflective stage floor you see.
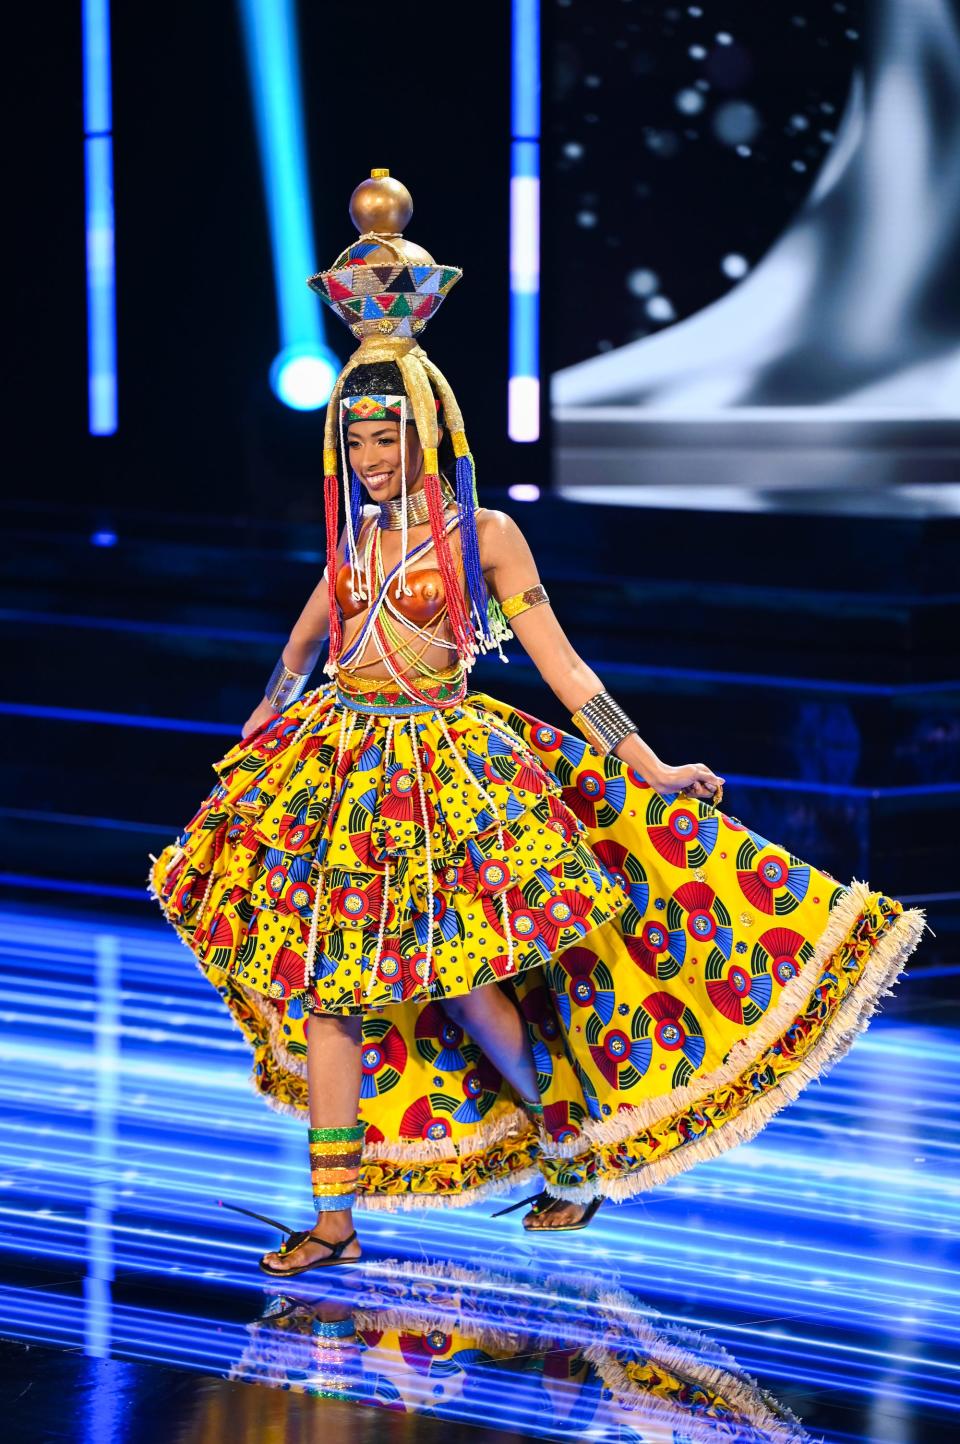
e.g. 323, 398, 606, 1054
1, 902, 957, 1443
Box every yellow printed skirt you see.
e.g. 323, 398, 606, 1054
148, 671, 925, 1209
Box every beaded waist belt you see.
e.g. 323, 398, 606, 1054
335, 665, 467, 715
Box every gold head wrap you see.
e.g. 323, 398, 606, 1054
307, 170, 510, 673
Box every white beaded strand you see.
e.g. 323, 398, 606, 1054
362, 713, 397, 998
434, 710, 506, 842
408, 712, 435, 984
382, 714, 396, 773
289, 690, 329, 748
499, 887, 515, 974
434, 709, 515, 971
303, 866, 325, 989
302, 704, 357, 989
335, 703, 356, 773
396, 396, 412, 596
365, 859, 392, 998
195, 864, 217, 928
338, 405, 366, 598
352, 714, 375, 764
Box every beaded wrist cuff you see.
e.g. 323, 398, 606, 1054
265, 656, 312, 710
500, 583, 549, 621
571, 690, 638, 756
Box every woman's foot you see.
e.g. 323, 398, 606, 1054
522, 1194, 603, 1231
260, 1208, 362, 1273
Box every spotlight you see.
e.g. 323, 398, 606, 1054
269, 345, 339, 412
237, 0, 336, 413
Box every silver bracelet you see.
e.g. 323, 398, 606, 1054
570, 690, 638, 755
265, 656, 312, 710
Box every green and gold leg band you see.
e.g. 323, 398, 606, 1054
520, 1097, 547, 1147
309, 1123, 365, 1213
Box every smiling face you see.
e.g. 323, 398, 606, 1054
346, 418, 442, 502
346, 419, 418, 501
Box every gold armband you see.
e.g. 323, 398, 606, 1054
500, 583, 549, 621
571, 691, 638, 755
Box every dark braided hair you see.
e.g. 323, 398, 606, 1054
342, 360, 457, 483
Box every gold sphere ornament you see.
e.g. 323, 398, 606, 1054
349, 169, 413, 237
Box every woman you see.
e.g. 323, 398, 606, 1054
148, 171, 924, 1277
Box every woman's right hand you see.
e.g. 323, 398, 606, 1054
242, 696, 278, 739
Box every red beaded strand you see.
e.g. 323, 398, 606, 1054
424, 471, 475, 662
323, 471, 343, 667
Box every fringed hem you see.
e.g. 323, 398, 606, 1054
351, 1305, 531, 1353
255, 1081, 310, 1121
342, 1265, 806, 1440
235, 979, 309, 1078
360, 1104, 531, 1165
587, 1287, 808, 1442
350, 1260, 605, 1351
355, 1164, 541, 1212
545, 881, 898, 1162
586, 1347, 808, 1444
541, 890, 924, 1206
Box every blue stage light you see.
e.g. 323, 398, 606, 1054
268, 342, 340, 412
509, 4, 541, 443
82, 0, 117, 436
90, 529, 117, 547
236, 0, 339, 411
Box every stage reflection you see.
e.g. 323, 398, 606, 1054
223, 1258, 809, 1442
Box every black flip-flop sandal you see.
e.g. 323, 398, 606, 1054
219, 1201, 361, 1275
492, 1191, 604, 1232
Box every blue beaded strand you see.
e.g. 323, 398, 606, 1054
455, 450, 492, 642
349, 469, 364, 540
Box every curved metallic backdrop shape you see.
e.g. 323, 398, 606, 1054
554, 0, 960, 416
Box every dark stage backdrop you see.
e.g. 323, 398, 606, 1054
7, 2, 516, 522
548, 0, 960, 421
547, 0, 862, 368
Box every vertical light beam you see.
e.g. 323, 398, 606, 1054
82, 0, 117, 436
236, 0, 339, 411
509, 0, 541, 443
84, 932, 119, 1359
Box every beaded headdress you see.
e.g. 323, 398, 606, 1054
308, 169, 511, 676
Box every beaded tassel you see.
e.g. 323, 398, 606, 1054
454, 444, 488, 638
396, 396, 412, 596
423, 463, 476, 665
338, 410, 365, 597
454, 449, 511, 662
322, 464, 342, 676
308, 1122, 365, 1213
349, 469, 366, 597
419, 355, 513, 661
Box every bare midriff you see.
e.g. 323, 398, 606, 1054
337, 515, 466, 682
